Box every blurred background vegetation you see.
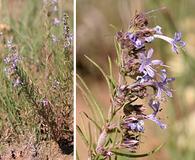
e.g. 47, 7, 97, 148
76, 0, 195, 159
0, 0, 73, 159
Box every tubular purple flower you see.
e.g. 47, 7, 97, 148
127, 32, 144, 49
172, 32, 186, 52
148, 99, 160, 115
138, 73, 152, 83
139, 48, 163, 77
122, 117, 144, 132
154, 69, 175, 98
153, 32, 185, 54
146, 114, 166, 129
128, 120, 144, 132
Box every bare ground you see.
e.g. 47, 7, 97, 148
0, 134, 73, 160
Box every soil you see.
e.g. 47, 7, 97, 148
0, 134, 73, 160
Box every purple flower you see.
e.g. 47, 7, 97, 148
172, 32, 186, 53
153, 25, 162, 35
137, 73, 151, 83
127, 32, 144, 49
145, 36, 154, 43
146, 114, 166, 129
154, 69, 175, 98
139, 48, 163, 77
153, 32, 185, 54
128, 120, 144, 132
122, 117, 144, 132
4, 54, 20, 65
53, 18, 61, 26
41, 99, 49, 107
13, 77, 21, 87
149, 99, 160, 115
3, 52, 21, 76
121, 137, 139, 151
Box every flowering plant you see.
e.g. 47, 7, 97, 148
77, 12, 185, 159
0, 0, 73, 157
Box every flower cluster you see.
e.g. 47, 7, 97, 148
63, 13, 73, 49
113, 12, 185, 152
45, 0, 73, 49
3, 38, 22, 87
47, 0, 61, 43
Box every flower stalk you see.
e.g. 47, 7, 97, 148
83, 12, 186, 159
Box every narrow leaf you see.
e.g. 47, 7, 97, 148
85, 55, 112, 94
114, 38, 121, 65
111, 143, 165, 158
77, 74, 105, 124
88, 122, 92, 149
83, 112, 102, 131
77, 125, 89, 147
77, 84, 97, 121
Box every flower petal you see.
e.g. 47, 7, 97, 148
161, 69, 167, 81
156, 87, 162, 98
149, 99, 160, 114
153, 25, 162, 34
151, 60, 163, 65
139, 63, 145, 72
162, 87, 173, 97
174, 32, 182, 41
147, 48, 154, 59
146, 66, 155, 77
147, 114, 166, 129
145, 36, 154, 43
